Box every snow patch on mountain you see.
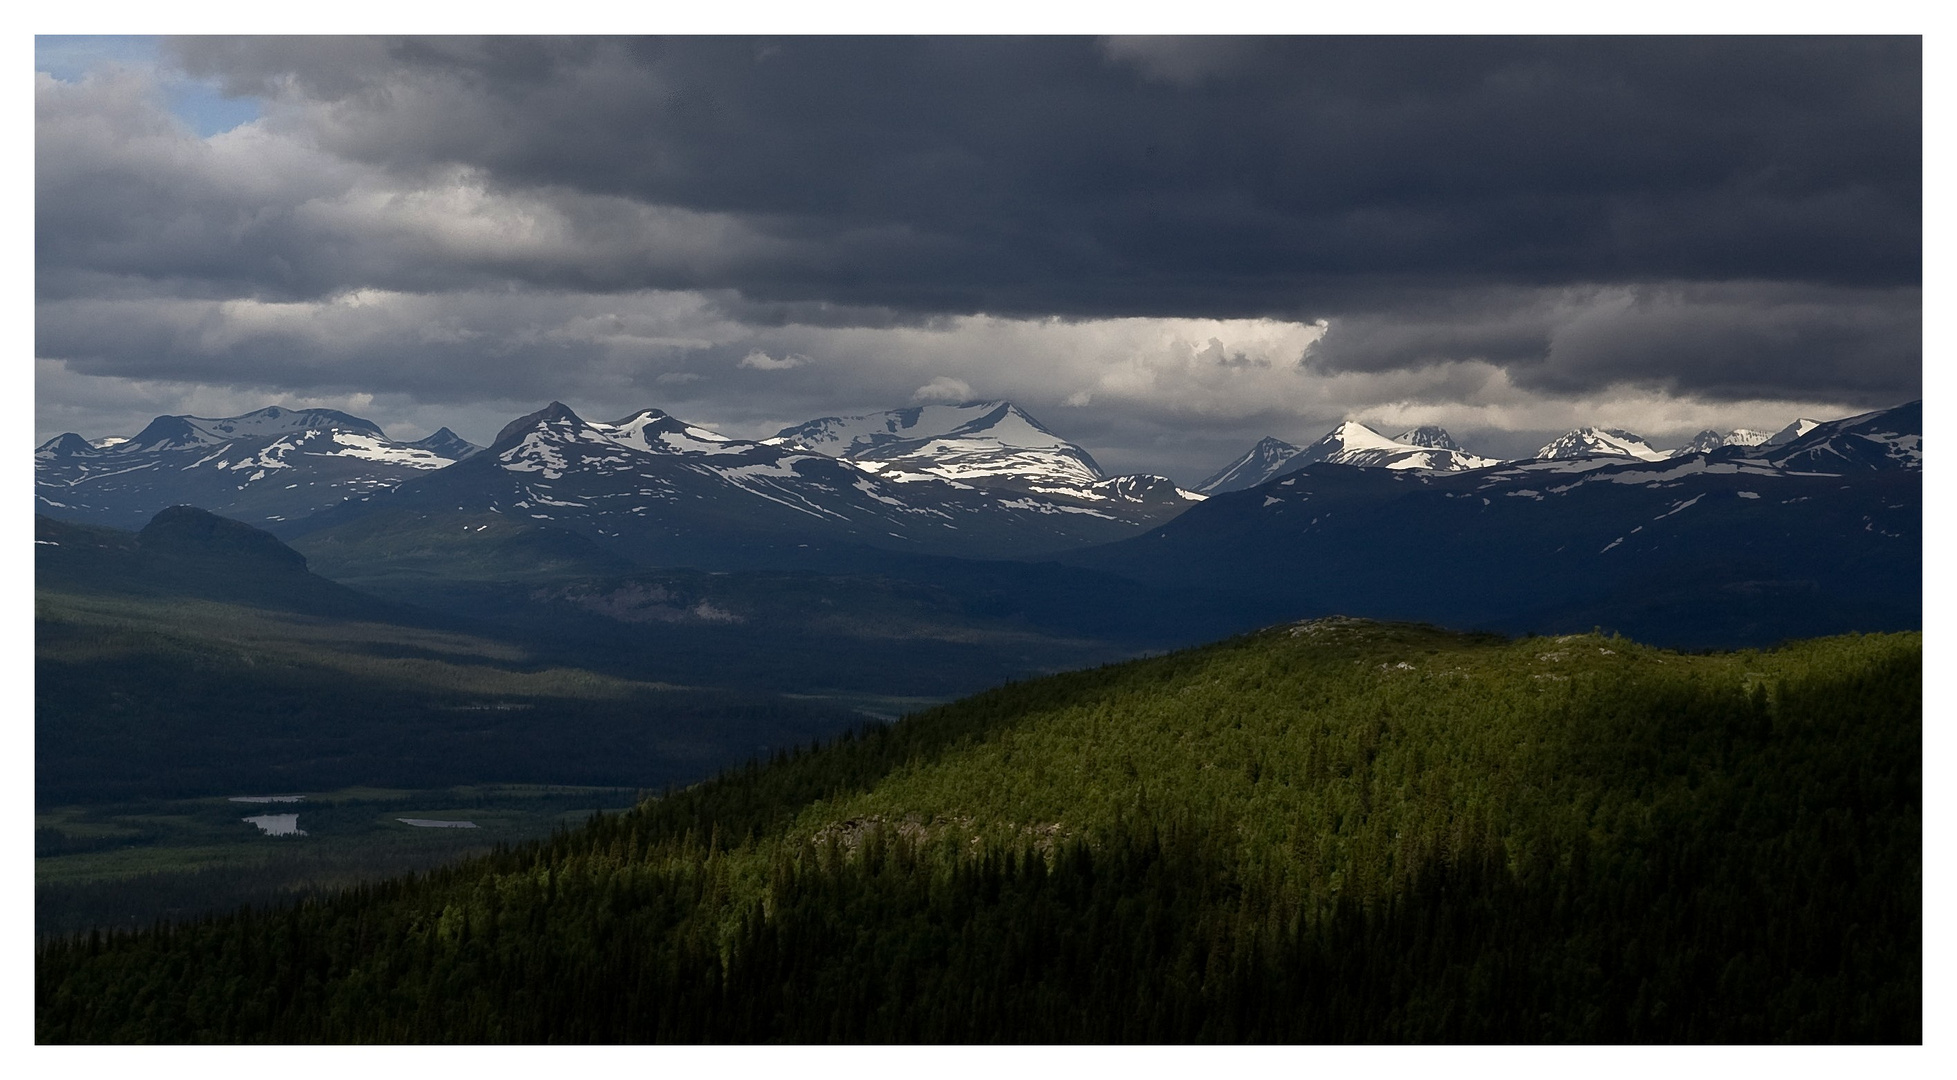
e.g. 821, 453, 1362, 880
1534, 427, 1668, 462
323, 432, 456, 469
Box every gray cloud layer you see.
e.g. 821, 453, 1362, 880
36, 36, 1921, 481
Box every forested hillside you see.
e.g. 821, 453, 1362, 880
37, 620, 1920, 1042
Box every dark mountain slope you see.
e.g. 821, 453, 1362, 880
37, 508, 406, 622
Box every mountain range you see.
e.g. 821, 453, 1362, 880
1072, 401, 1920, 648
1194, 419, 1807, 495
35, 397, 1920, 650
37, 400, 1845, 544
38, 400, 1202, 564
36, 406, 482, 528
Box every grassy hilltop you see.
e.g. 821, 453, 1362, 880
37, 619, 1920, 1043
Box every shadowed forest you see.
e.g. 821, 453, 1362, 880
37, 621, 1920, 1042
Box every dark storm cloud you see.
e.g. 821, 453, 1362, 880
36, 36, 1922, 466
158, 35, 1921, 315
1302, 282, 1922, 406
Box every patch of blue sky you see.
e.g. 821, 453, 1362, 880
35, 34, 156, 81
37, 34, 261, 137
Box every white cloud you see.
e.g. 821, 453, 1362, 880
738, 349, 809, 371
911, 377, 974, 403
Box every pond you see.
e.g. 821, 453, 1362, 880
396, 818, 479, 829
242, 813, 306, 836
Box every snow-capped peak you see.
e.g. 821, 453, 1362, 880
779, 401, 1079, 457
1200, 422, 1495, 491
490, 402, 598, 449
1311, 420, 1404, 455
1297, 421, 1497, 473
1195, 437, 1303, 494
1764, 418, 1823, 446
1535, 427, 1668, 462
1670, 428, 1774, 457
590, 408, 746, 456
779, 400, 1106, 488
1395, 425, 1464, 451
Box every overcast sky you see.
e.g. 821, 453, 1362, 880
34, 35, 1921, 481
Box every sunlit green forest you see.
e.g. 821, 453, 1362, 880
37, 619, 1919, 1043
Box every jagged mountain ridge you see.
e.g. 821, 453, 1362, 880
1072, 401, 1921, 649
1197, 422, 1494, 495
1200, 417, 1838, 493
775, 401, 1103, 482
1533, 427, 1669, 462
774, 401, 1201, 517
279, 401, 1204, 568
1671, 428, 1772, 456
35, 406, 480, 528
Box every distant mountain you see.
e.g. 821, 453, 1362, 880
1298, 421, 1496, 472
1069, 401, 1921, 650
777, 401, 1103, 485
36, 507, 401, 620
1752, 400, 1921, 473
775, 400, 1201, 518
1395, 425, 1464, 451
1534, 427, 1668, 461
405, 427, 484, 461
282, 401, 1205, 572
1764, 417, 1824, 446
1196, 437, 1304, 495
35, 406, 471, 528
1199, 423, 1494, 495
1671, 429, 1772, 456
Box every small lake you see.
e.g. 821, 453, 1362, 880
230, 795, 305, 804
397, 818, 479, 829
243, 813, 306, 836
